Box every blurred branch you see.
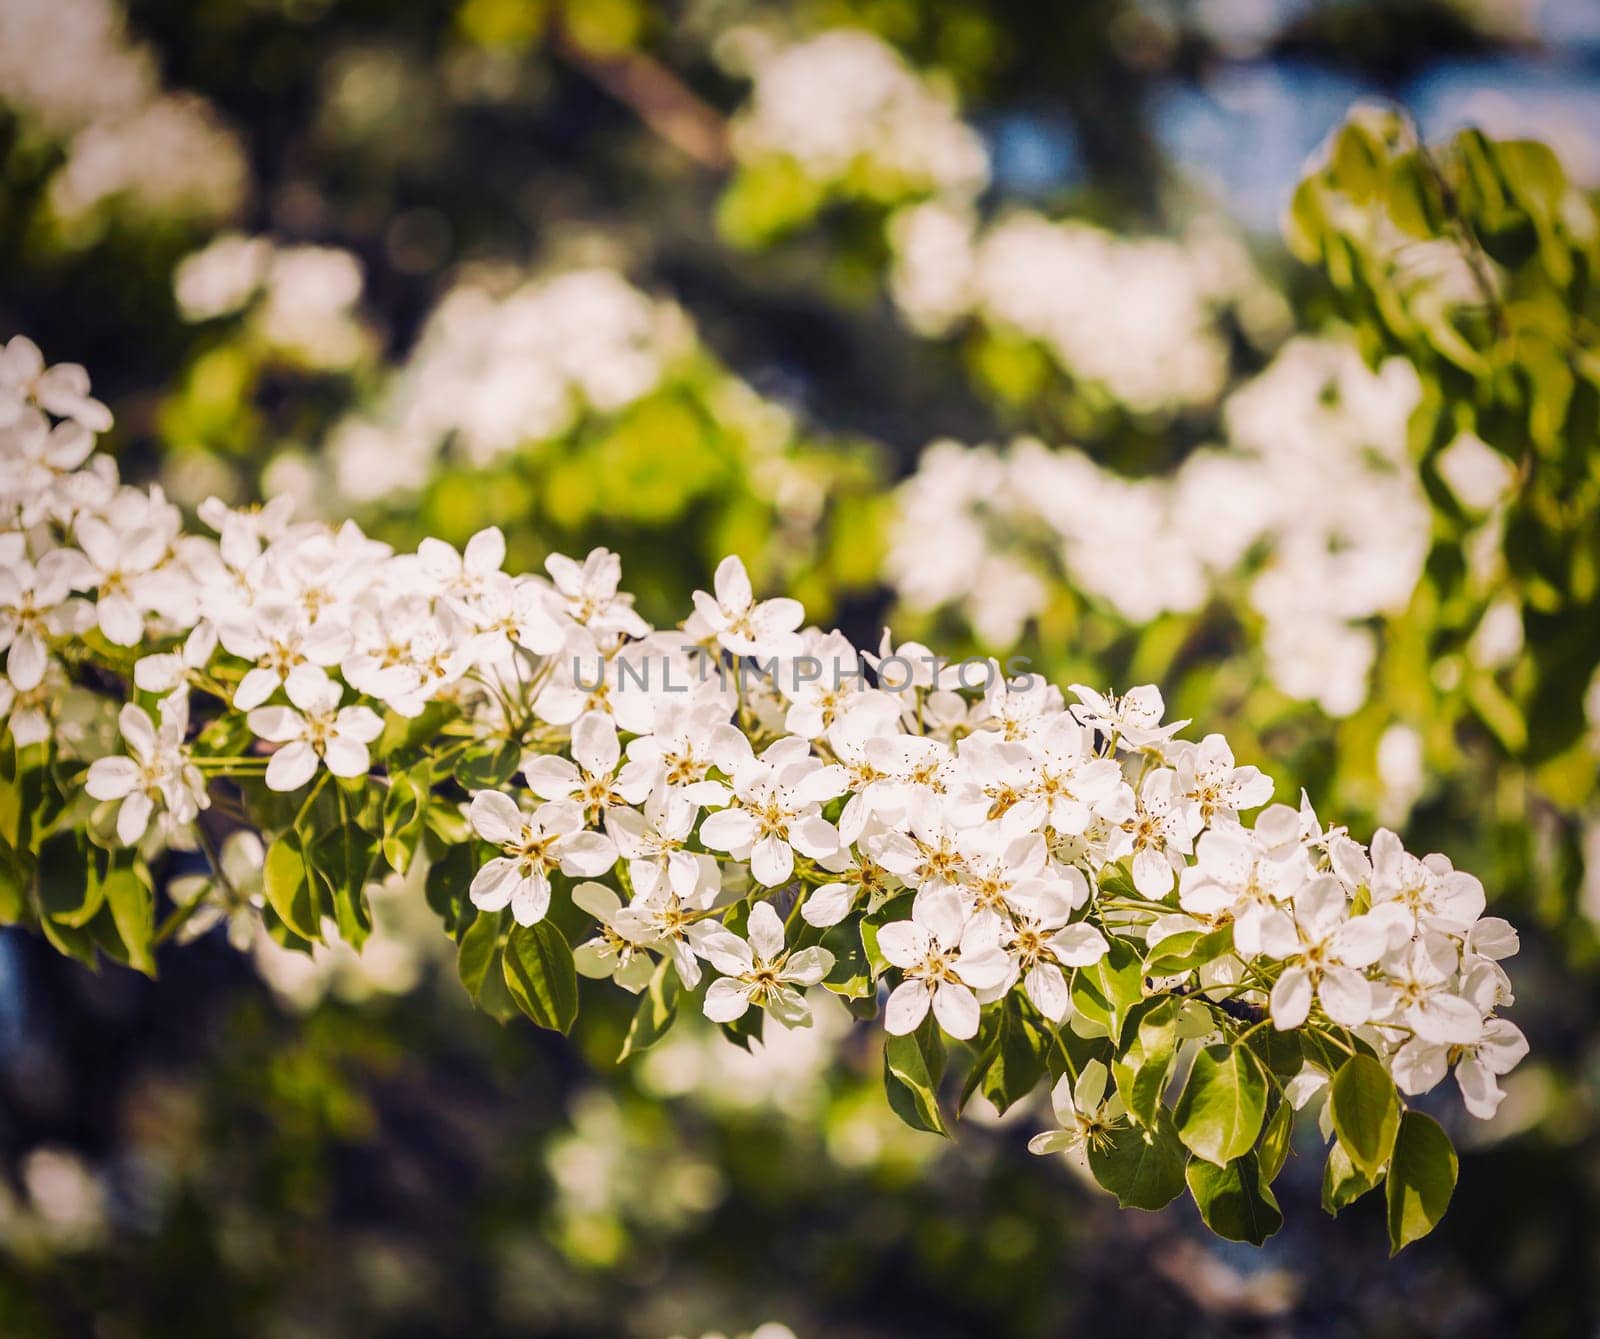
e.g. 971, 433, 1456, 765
554, 28, 731, 171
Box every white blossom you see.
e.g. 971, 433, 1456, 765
467, 791, 616, 927
697, 902, 835, 1028
245, 665, 383, 791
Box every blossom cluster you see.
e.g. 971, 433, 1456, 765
721, 28, 1283, 420
0, 0, 246, 229
889, 202, 1286, 417
883, 336, 1507, 716
316, 267, 698, 505
174, 234, 372, 370
724, 28, 988, 208
0, 335, 1526, 1240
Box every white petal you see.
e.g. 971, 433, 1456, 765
931, 981, 980, 1040
698, 807, 757, 853
1333, 915, 1387, 968
115, 791, 154, 844
510, 872, 552, 926
1270, 966, 1313, 1030
233, 666, 282, 711
322, 734, 370, 778
1024, 962, 1069, 1022
914, 885, 967, 949
800, 881, 855, 928
1049, 923, 1110, 967
464, 526, 506, 575
1391, 1040, 1449, 1096
334, 706, 384, 744
1132, 847, 1175, 898
1410, 992, 1484, 1046
712, 555, 751, 612
746, 901, 786, 961
1455, 1058, 1504, 1120
85, 756, 139, 801
703, 977, 753, 1023
883, 979, 932, 1035
875, 921, 929, 969
749, 834, 793, 887
571, 711, 620, 777
469, 790, 523, 845
782, 947, 833, 987
285, 664, 340, 715
265, 741, 319, 792
7, 630, 46, 691
570, 880, 620, 921
574, 939, 618, 980
1318, 966, 1372, 1027
557, 831, 617, 878
469, 858, 517, 912
97, 595, 142, 646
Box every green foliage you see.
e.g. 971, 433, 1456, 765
1110, 996, 1180, 1128
883, 1016, 950, 1137
1293, 110, 1600, 772
264, 834, 321, 942
503, 920, 581, 1033
1385, 1111, 1458, 1254
1068, 935, 1144, 1038
1329, 1053, 1401, 1181
1322, 1138, 1379, 1215
1186, 1154, 1285, 1245
1087, 1108, 1188, 1211
1174, 1043, 1269, 1168
618, 958, 679, 1061
457, 908, 520, 1025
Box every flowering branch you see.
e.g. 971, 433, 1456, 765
0, 333, 1524, 1251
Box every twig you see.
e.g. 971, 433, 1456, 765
553, 26, 732, 170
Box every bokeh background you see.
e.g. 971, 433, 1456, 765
3, 0, 1599, 1334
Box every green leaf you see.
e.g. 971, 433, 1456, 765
311, 824, 378, 951
373, 701, 453, 761
1187, 1154, 1284, 1245
263, 832, 321, 941
1322, 1138, 1378, 1215
860, 893, 910, 976
502, 919, 580, 1034
1070, 936, 1143, 1040
39, 906, 98, 967
424, 840, 477, 936
1174, 1043, 1268, 1167
0, 839, 28, 924
423, 801, 470, 845
454, 740, 521, 791
1330, 1053, 1401, 1180
1087, 1108, 1188, 1211
819, 920, 871, 999
380, 768, 428, 875
981, 996, 1050, 1116
36, 831, 95, 925
883, 1016, 949, 1137
1385, 1111, 1458, 1254
456, 909, 518, 1024
1243, 1026, 1305, 1084
1111, 996, 1180, 1128
99, 859, 154, 977
1142, 927, 1233, 978
618, 958, 678, 1061
1387, 153, 1445, 239
1258, 1101, 1294, 1185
